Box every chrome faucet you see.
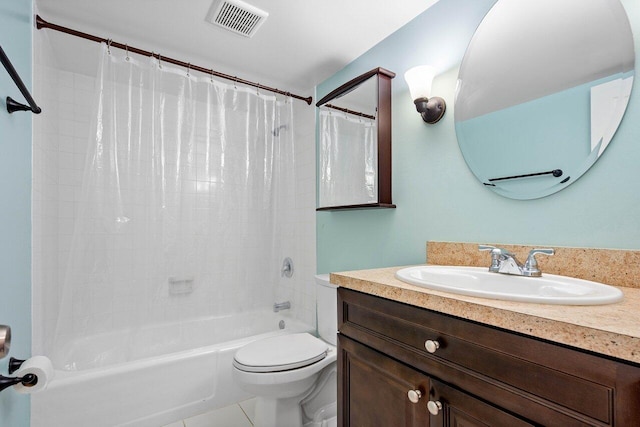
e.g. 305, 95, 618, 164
479, 245, 554, 277
273, 301, 291, 312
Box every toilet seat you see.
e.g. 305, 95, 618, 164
233, 332, 328, 373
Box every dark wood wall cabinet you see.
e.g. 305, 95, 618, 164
338, 288, 640, 426
316, 68, 395, 211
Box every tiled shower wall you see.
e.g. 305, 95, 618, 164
32, 32, 317, 355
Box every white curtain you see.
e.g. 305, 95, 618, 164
318, 108, 377, 207
52, 43, 295, 369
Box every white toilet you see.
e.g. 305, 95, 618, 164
233, 274, 338, 427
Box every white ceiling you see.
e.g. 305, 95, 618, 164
35, 0, 439, 96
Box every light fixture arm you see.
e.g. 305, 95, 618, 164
413, 96, 446, 124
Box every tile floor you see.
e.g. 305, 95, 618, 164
163, 398, 256, 427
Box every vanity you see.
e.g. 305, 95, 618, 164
331, 260, 640, 426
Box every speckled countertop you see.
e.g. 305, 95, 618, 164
330, 266, 640, 365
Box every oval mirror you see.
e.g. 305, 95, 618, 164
455, 0, 635, 199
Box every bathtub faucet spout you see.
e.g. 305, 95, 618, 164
273, 301, 291, 312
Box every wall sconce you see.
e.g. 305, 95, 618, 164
404, 65, 446, 124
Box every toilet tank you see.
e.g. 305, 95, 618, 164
315, 274, 338, 346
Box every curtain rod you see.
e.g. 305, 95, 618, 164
323, 104, 376, 121
35, 15, 313, 106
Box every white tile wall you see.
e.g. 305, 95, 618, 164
32, 33, 317, 355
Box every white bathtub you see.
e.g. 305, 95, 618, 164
32, 311, 313, 427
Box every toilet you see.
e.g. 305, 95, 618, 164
232, 274, 338, 427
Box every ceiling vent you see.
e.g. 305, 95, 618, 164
205, 0, 269, 38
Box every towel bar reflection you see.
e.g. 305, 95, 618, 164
485, 169, 563, 186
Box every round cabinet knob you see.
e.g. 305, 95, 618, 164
407, 389, 422, 403
427, 400, 443, 415
424, 339, 440, 354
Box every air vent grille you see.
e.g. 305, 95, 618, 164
206, 0, 268, 38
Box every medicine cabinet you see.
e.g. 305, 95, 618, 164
316, 68, 395, 210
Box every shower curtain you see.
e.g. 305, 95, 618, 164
51, 44, 296, 370
318, 108, 377, 207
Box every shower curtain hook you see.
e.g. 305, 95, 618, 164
125, 44, 130, 61
106, 39, 113, 55
210, 69, 214, 84
158, 54, 162, 69
186, 63, 191, 77
233, 77, 238, 90
256, 84, 260, 96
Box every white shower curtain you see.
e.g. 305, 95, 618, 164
318, 108, 377, 207
51, 43, 295, 369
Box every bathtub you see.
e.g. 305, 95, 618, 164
32, 311, 313, 427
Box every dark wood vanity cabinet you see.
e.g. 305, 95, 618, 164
337, 288, 640, 427
339, 335, 430, 426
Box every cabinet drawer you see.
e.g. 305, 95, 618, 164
338, 288, 621, 426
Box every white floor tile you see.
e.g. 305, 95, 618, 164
238, 398, 256, 424
184, 404, 252, 427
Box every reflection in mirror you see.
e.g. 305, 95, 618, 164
317, 68, 395, 210
455, 0, 635, 200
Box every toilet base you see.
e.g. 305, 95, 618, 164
254, 395, 304, 427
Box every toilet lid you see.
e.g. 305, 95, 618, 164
233, 332, 328, 373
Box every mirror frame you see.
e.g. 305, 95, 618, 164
316, 67, 396, 211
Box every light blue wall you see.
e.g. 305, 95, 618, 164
317, 0, 640, 274
0, 1, 32, 425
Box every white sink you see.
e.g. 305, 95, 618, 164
395, 265, 623, 305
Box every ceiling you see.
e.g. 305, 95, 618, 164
35, 0, 439, 96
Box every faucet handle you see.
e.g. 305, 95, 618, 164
523, 248, 555, 277
478, 245, 514, 256
478, 245, 510, 272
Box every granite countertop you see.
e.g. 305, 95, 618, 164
331, 266, 640, 365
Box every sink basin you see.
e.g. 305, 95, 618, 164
395, 266, 623, 305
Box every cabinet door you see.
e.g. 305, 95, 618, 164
338, 335, 431, 427
428, 379, 534, 427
